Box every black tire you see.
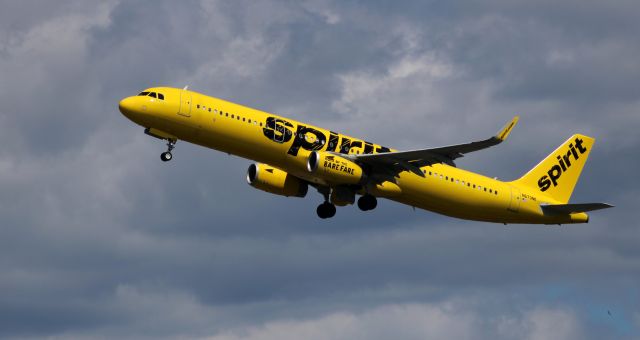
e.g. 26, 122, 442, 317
316, 202, 336, 219
161, 152, 172, 162
325, 203, 336, 218
358, 195, 377, 211
317, 203, 327, 219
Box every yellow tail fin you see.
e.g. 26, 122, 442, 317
511, 134, 594, 203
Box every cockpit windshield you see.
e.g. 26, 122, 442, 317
137, 91, 165, 100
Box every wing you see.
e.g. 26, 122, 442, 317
344, 116, 519, 178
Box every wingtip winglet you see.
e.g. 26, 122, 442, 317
496, 115, 519, 141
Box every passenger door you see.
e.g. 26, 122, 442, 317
178, 90, 191, 117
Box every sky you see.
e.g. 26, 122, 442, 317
0, 0, 638, 338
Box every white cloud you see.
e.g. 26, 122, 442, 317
205, 302, 585, 340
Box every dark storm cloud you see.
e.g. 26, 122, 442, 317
0, 0, 639, 338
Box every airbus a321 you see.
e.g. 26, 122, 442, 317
119, 87, 612, 223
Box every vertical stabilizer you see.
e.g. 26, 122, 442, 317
510, 134, 594, 203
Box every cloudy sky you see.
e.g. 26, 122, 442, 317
1, 0, 638, 338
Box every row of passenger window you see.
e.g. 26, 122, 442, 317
424, 169, 499, 195
138, 91, 165, 100
196, 103, 264, 127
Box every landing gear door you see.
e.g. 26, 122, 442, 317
508, 186, 521, 212
178, 90, 191, 117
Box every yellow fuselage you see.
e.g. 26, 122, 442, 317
119, 87, 588, 224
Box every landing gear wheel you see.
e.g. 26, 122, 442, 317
160, 139, 176, 162
316, 202, 337, 219
160, 151, 173, 162
358, 194, 377, 211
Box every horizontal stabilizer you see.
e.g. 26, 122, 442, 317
541, 203, 614, 214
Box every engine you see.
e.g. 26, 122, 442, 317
246, 163, 308, 197
306, 151, 365, 185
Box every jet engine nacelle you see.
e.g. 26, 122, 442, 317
247, 163, 308, 198
306, 151, 365, 185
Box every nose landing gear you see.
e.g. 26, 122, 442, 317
160, 140, 176, 162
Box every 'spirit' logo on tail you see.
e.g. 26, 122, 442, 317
538, 137, 588, 192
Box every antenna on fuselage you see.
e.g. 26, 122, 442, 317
183, 85, 189, 90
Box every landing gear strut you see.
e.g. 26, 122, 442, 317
316, 187, 336, 219
358, 194, 377, 211
160, 140, 176, 162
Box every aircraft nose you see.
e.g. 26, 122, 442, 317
119, 97, 137, 118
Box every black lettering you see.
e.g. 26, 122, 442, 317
376, 146, 391, 153
569, 143, 579, 160
538, 176, 552, 191
575, 138, 587, 154
557, 155, 566, 171
547, 165, 562, 186
349, 140, 363, 153
363, 141, 375, 154
287, 125, 327, 156
563, 150, 572, 168
340, 137, 352, 154
263, 117, 293, 144
327, 131, 340, 152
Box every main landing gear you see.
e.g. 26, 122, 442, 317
316, 188, 336, 219
160, 140, 176, 162
316, 202, 336, 219
357, 194, 377, 211
315, 190, 378, 219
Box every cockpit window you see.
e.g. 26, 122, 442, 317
137, 91, 164, 100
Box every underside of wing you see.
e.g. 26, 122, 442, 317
344, 116, 519, 179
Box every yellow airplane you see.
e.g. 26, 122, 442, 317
119, 87, 612, 223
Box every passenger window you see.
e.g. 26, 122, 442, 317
208, 108, 212, 112
148, 92, 157, 98
158, 93, 165, 100
231, 114, 234, 118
